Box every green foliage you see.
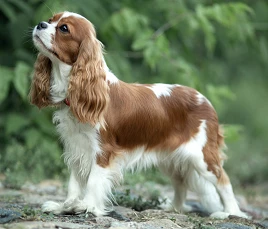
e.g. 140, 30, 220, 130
0, 0, 267, 187
124, 168, 170, 186
114, 189, 166, 211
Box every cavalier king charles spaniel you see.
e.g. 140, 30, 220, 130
30, 11, 247, 219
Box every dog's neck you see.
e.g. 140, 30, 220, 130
50, 59, 72, 104
49, 57, 119, 103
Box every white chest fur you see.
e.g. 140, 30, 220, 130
53, 108, 101, 178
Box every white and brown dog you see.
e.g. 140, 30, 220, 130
30, 11, 247, 219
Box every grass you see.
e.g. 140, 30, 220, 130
114, 189, 166, 211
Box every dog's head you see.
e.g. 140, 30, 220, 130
30, 12, 109, 125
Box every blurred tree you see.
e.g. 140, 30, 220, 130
0, 0, 267, 187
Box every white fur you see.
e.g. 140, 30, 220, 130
32, 22, 55, 51
106, 71, 119, 84
146, 84, 175, 98
61, 11, 87, 21
214, 184, 248, 218
196, 92, 212, 107
50, 61, 72, 103
53, 108, 101, 178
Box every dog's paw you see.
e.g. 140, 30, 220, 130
210, 210, 250, 219
86, 206, 106, 216
210, 211, 230, 219
42, 201, 63, 215
231, 211, 250, 219
182, 204, 194, 212
163, 202, 193, 213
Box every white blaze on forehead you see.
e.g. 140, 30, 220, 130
60, 11, 88, 21
50, 11, 88, 27
146, 83, 175, 98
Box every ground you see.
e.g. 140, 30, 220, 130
0, 180, 267, 229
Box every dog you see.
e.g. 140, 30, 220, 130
30, 11, 247, 219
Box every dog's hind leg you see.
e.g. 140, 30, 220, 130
210, 169, 248, 219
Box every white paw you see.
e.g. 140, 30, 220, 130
42, 201, 63, 215
163, 202, 193, 213
182, 204, 193, 212
63, 198, 87, 214
231, 211, 250, 219
210, 210, 249, 219
210, 211, 230, 219
86, 206, 106, 216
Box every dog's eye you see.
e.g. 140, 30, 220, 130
59, 24, 69, 33
48, 18, 52, 24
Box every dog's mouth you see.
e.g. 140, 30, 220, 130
34, 35, 59, 58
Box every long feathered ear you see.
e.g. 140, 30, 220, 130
29, 53, 52, 108
68, 36, 109, 126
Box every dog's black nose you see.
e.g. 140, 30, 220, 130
37, 21, 48, 30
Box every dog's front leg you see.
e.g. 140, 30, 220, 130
42, 170, 82, 214
62, 170, 84, 213
78, 162, 115, 216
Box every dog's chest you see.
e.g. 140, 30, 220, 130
53, 108, 101, 176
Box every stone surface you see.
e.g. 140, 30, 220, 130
139, 219, 182, 229
0, 209, 21, 224
216, 222, 253, 229
5, 221, 90, 229
0, 180, 267, 229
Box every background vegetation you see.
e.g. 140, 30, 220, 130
0, 0, 267, 189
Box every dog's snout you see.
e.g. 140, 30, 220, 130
37, 21, 48, 30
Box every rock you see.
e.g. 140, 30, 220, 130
109, 221, 139, 229
216, 222, 253, 229
139, 218, 182, 229
0, 209, 21, 224
95, 216, 119, 226
6, 221, 90, 229
110, 219, 183, 229
113, 206, 135, 219
257, 220, 268, 228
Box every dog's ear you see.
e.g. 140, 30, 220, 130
68, 36, 109, 127
29, 53, 52, 108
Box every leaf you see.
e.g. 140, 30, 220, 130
8, 0, 32, 14
14, 61, 31, 101
0, 1, 16, 22
206, 84, 236, 111
223, 124, 244, 142
109, 8, 148, 36
24, 128, 42, 149
132, 30, 153, 50
259, 36, 268, 63
0, 66, 14, 104
6, 113, 30, 135
31, 109, 56, 136
196, 5, 216, 53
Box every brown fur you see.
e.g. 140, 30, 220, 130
68, 36, 109, 126
97, 82, 227, 179
29, 54, 52, 108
